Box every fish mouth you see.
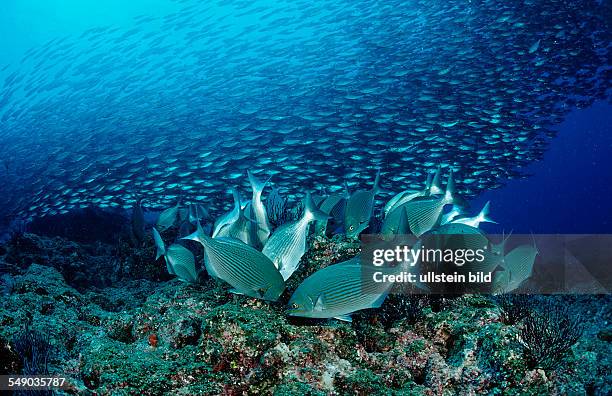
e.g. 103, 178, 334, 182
346, 230, 360, 239
346, 222, 369, 238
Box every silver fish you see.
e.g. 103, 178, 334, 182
184, 222, 285, 301
0, 0, 607, 227
494, 243, 538, 293
262, 192, 329, 280
403, 171, 464, 236
215, 201, 258, 246
383, 171, 433, 216
212, 188, 241, 238
451, 201, 496, 228
427, 223, 504, 274
287, 257, 397, 321
188, 203, 209, 224
381, 204, 410, 236
384, 189, 424, 217
247, 170, 271, 246
156, 201, 180, 230
440, 205, 465, 225
344, 170, 384, 239
152, 227, 198, 283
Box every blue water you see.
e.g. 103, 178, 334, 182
475, 101, 612, 234
0, 0, 179, 65
0, 0, 610, 235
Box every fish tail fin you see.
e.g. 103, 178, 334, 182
444, 169, 456, 202
443, 169, 467, 207
373, 169, 389, 194
231, 187, 242, 208
430, 165, 442, 193
343, 181, 351, 198
152, 227, 165, 261
232, 187, 242, 212
478, 201, 496, 224
424, 172, 433, 194
304, 192, 330, 222
241, 207, 258, 224
373, 170, 381, 192
247, 170, 269, 196
182, 221, 209, 245
369, 289, 389, 309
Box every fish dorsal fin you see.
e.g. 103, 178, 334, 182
425, 172, 433, 187
334, 314, 353, 323
182, 220, 206, 245
491, 229, 512, 257
372, 169, 385, 194
530, 232, 539, 255
232, 187, 242, 209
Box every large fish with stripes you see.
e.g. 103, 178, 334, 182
183, 222, 285, 301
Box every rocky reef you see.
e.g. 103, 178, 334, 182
0, 231, 610, 395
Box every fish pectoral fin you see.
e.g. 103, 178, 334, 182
165, 258, 175, 275
255, 286, 269, 298
275, 257, 284, 271
369, 292, 388, 309
333, 314, 352, 323
313, 293, 326, 312
203, 255, 221, 279
172, 263, 198, 283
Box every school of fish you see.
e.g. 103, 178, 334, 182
0, 0, 610, 228
151, 168, 538, 321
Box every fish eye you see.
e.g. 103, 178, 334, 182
291, 303, 299, 309
348, 225, 354, 231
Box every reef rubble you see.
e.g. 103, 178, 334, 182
0, 232, 610, 395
